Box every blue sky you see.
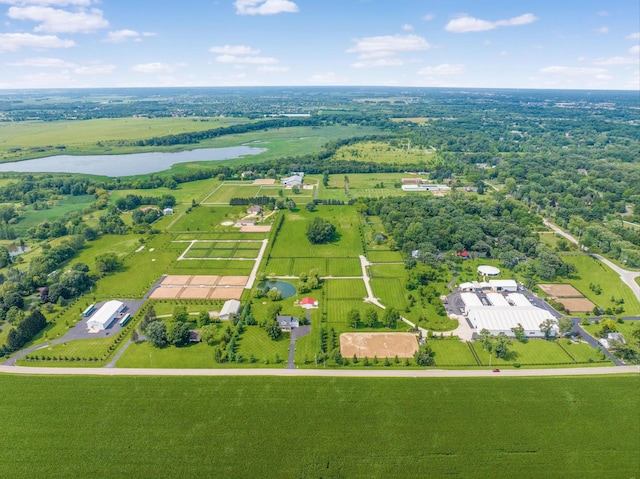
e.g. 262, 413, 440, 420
0, 0, 638, 90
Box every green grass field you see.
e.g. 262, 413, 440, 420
14, 195, 95, 234
332, 140, 440, 165
0, 375, 637, 478
471, 339, 610, 367
560, 253, 640, 315
0, 117, 248, 161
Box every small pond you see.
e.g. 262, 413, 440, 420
258, 280, 297, 299
374, 233, 387, 242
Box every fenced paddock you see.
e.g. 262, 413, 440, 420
340, 332, 418, 358
149, 275, 248, 300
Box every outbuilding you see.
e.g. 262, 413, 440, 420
477, 265, 500, 277
87, 300, 125, 331
219, 300, 241, 320
467, 307, 556, 338
488, 279, 518, 292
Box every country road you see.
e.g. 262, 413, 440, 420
543, 219, 640, 299
0, 365, 637, 378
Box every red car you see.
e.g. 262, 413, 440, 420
492, 369, 501, 373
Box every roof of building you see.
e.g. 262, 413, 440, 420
477, 265, 500, 276
301, 297, 316, 305
220, 299, 241, 317
277, 315, 300, 329
461, 292, 484, 308
468, 307, 556, 332
281, 175, 303, 185
486, 293, 510, 307
488, 279, 518, 288
507, 293, 532, 307
87, 300, 124, 328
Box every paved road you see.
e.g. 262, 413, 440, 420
0, 364, 637, 377
543, 219, 640, 299
570, 318, 623, 366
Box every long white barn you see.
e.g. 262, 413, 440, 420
87, 300, 125, 331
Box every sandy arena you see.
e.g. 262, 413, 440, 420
538, 284, 584, 297
340, 333, 419, 359
149, 275, 248, 300
556, 298, 596, 313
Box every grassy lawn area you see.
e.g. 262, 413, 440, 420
0, 375, 637, 478
14, 195, 95, 235
202, 182, 262, 204
0, 117, 248, 161
471, 339, 610, 367
332, 140, 439, 165
429, 340, 479, 366
325, 279, 366, 299
560, 253, 640, 315
110, 178, 220, 206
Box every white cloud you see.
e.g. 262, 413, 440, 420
352, 57, 404, 69
540, 66, 607, 76
257, 65, 289, 72
0, 0, 91, 5
131, 62, 175, 73
401, 24, 413, 32
6, 56, 74, 67
347, 34, 431, 55
595, 26, 609, 34
0, 32, 75, 51
209, 45, 259, 55
74, 64, 115, 74
8, 6, 108, 33
445, 13, 538, 33
422, 13, 434, 21
418, 63, 466, 76
105, 29, 152, 43
216, 54, 278, 64
593, 56, 636, 66
234, 0, 298, 16
627, 32, 640, 40
629, 45, 639, 55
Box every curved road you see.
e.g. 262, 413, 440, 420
543, 219, 640, 299
0, 364, 637, 377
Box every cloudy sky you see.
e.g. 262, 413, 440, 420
0, 0, 638, 90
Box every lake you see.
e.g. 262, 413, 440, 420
0, 146, 267, 177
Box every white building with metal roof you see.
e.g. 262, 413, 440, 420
87, 300, 125, 331
467, 307, 556, 338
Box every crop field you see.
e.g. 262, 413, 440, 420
181, 241, 262, 260
0, 375, 637, 478
167, 206, 248, 232
560, 253, 640, 314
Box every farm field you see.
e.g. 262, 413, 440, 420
331, 140, 440, 165
0, 375, 637, 478
110, 178, 220, 206
14, 195, 95, 234
560, 253, 640, 315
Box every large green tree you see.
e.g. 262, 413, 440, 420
306, 217, 336, 244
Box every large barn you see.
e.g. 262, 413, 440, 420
86, 300, 125, 331
467, 306, 557, 338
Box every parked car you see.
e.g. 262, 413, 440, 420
492, 369, 501, 373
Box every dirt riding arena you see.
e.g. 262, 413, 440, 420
252, 179, 276, 185
340, 333, 418, 359
239, 224, 271, 233
538, 284, 584, 297
556, 298, 596, 313
149, 275, 248, 300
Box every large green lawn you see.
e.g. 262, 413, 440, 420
0, 375, 637, 478
560, 253, 640, 315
